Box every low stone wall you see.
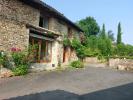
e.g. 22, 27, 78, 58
84, 57, 100, 64
109, 58, 133, 71
84, 57, 133, 71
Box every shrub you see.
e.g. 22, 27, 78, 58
0, 52, 4, 66
71, 39, 87, 60
76, 45, 86, 60
0, 51, 13, 69
84, 36, 112, 57
113, 44, 133, 56
85, 48, 100, 57
11, 46, 36, 76
71, 39, 82, 49
12, 65, 28, 76
97, 37, 112, 56
11, 46, 35, 66
12, 52, 27, 66
0, 57, 4, 66
84, 36, 99, 49
63, 38, 71, 47
71, 60, 84, 68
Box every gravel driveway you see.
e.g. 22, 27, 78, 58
0, 66, 133, 100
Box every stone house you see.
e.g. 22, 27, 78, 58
0, 0, 83, 70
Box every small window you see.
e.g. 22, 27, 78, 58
68, 27, 72, 37
39, 16, 49, 29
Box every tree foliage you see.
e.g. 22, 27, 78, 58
77, 17, 100, 36
113, 43, 133, 56
99, 24, 106, 39
75, 17, 132, 60
117, 22, 122, 44
108, 30, 115, 41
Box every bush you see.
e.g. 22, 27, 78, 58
84, 36, 99, 49
11, 46, 36, 66
75, 46, 86, 60
71, 39, 82, 49
113, 44, 133, 57
0, 57, 4, 66
10, 46, 36, 76
63, 38, 71, 47
71, 39, 87, 60
71, 60, 84, 68
11, 51, 30, 66
11, 51, 29, 76
85, 48, 100, 57
12, 65, 28, 76
97, 37, 112, 56
0, 52, 4, 66
0, 51, 13, 69
84, 36, 112, 57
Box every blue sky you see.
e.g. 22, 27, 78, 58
42, 0, 133, 45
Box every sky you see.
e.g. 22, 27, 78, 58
42, 0, 133, 45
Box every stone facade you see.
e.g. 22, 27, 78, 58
49, 18, 68, 35
0, 17, 29, 51
0, 0, 40, 25
0, 0, 82, 70
0, 0, 40, 51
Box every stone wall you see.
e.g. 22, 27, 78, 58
49, 17, 68, 35
72, 28, 80, 39
0, 0, 40, 51
49, 17, 81, 37
84, 57, 100, 64
0, 0, 40, 25
0, 17, 29, 51
109, 58, 133, 71
84, 57, 133, 71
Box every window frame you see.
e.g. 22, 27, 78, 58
39, 15, 49, 29
29, 36, 52, 63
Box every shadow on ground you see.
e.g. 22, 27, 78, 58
7, 82, 133, 100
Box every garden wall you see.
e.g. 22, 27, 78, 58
84, 57, 101, 64
109, 58, 133, 71
84, 57, 133, 71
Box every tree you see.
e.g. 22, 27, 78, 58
117, 22, 122, 44
97, 37, 112, 56
100, 24, 106, 39
77, 17, 100, 36
108, 30, 115, 41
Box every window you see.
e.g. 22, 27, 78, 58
39, 16, 49, 29
29, 36, 52, 63
68, 27, 72, 37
